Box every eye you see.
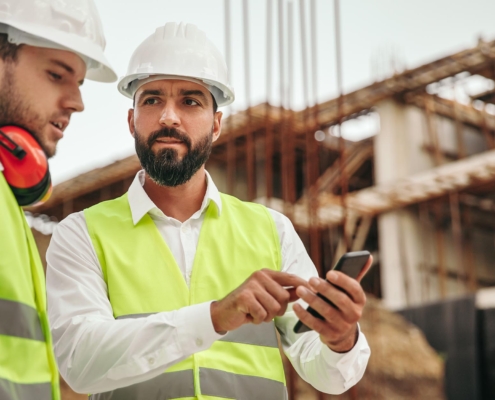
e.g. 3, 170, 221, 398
144, 98, 158, 105
184, 98, 200, 106
48, 71, 62, 81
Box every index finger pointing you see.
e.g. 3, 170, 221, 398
262, 270, 311, 291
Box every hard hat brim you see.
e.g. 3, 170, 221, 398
118, 73, 235, 107
6, 20, 118, 83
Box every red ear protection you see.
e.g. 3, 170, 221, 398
0, 126, 52, 206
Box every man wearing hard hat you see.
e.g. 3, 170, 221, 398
47, 22, 370, 398
0, 1, 116, 399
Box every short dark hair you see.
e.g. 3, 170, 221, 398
212, 94, 218, 113
0, 34, 21, 61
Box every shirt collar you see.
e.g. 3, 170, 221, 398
127, 169, 222, 225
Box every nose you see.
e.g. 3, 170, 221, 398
159, 102, 180, 127
61, 85, 85, 113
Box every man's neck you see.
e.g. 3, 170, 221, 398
142, 168, 208, 223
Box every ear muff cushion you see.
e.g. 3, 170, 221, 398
0, 125, 52, 206
10, 170, 51, 206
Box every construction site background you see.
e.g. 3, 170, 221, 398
27, 1, 495, 399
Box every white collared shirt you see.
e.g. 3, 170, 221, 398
46, 170, 370, 395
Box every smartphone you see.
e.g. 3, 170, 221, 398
293, 250, 371, 334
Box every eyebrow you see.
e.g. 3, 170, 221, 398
50, 59, 84, 86
179, 89, 209, 104
137, 89, 164, 102
137, 88, 210, 104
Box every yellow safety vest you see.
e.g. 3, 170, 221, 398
84, 192, 287, 400
0, 172, 60, 400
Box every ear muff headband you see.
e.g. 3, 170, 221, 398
0, 126, 52, 206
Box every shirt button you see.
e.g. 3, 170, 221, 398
196, 338, 203, 347
148, 357, 155, 365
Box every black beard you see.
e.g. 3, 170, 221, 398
134, 126, 213, 187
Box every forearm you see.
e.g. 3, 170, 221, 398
52, 302, 221, 394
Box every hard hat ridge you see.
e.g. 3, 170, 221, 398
118, 22, 235, 107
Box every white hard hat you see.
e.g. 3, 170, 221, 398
118, 22, 234, 107
0, 0, 117, 83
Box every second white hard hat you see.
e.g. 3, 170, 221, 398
118, 22, 235, 107
0, 0, 117, 82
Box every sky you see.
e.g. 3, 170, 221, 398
48, 0, 495, 184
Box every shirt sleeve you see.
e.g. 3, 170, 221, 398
46, 212, 224, 394
269, 209, 371, 394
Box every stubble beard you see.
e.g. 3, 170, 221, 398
134, 126, 214, 187
0, 61, 54, 157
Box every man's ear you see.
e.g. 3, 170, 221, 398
212, 111, 223, 143
128, 109, 135, 137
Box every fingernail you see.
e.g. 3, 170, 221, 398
309, 277, 319, 287
328, 271, 338, 281
298, 287, 308, 296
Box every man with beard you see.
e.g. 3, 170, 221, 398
46, 22, 371, 399
0, 1, 116, 399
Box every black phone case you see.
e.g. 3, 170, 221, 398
293, 251, 371, 334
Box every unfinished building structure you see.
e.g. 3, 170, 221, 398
33, 37, 495, 306
28, 37, 495, 399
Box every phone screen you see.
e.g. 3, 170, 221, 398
293, 251, 371, 334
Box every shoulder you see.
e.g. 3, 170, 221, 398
52, 211, 88, 241
266, 207, 294, 230
48, 211, 97, 265
219, 193, 269, 215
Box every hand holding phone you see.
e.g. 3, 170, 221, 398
293, 250, 372, 334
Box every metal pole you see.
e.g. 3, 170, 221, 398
425, 95, 443, 166
298, 0, 310, 107
419, 203, 432, 301
334, 0, 349, 252
265, 0, 274, 200
462, 207, 478, 292
481, 104, 495, 150
242, 0, 256, 200
434, 200, 447, 298
224, 0, 235, 195
278, 0, 290, 215
452, 80, 466, 159
309, 0, 322, 277
287, 1, 296, 207
449, 192, 465, 294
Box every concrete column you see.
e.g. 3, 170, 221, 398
374, 100, 434, 309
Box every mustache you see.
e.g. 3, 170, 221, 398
147, 127, 192, 149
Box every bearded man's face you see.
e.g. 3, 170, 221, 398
0, 44, 85, 157
129, 79, 222, 187
134, 125, 213, 187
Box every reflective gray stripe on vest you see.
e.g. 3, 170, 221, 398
201, 368, 287, 400
219, 322, 278, 348
89, 368, 286, 400
0, 298, 44, 341
89, 370, 194, 400
117, 313, 278, 348
0, 376, 51, 400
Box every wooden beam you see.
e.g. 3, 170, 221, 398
405, 93, 495, 131
258, 148, 495, 228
